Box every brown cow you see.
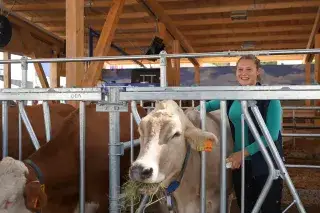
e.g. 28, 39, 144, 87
0, 103, 76, 160
0, 103, 147, 213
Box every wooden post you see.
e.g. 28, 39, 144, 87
3, 52, 11, 88
66, 0, 84, 88
315, 34, 320, 106
194, 64, 200, 85
305, 62, 311, 106
50, 62, 60, 88
172, 40, 180, 86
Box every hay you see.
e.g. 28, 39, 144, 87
120, 177, 167, 212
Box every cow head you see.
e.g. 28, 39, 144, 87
0, 157, 47, 213
129, 100, 218, 185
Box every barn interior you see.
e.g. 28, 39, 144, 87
1, 0, 320, 212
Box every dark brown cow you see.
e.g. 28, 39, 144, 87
0, 103, 147, 213
0, 103, 75, 159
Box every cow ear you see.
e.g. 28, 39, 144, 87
24, 181, 47, 212
184, 127, 219, 152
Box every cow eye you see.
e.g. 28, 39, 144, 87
172, 132, 181, 138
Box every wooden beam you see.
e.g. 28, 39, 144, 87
81, 0, 125, 87
305, 62, 311, 106
172, 40, 180, 86
194, 65, 200, 85
50, 53, 60, 88
304, 7, 320, 62
137, 0, 200, 67
66, 0, 85, 88
46, 13, 316, 33
3, 52, 11, 88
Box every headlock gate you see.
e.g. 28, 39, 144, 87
1, 49, 320, 213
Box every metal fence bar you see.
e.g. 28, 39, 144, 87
109, 87, 121, 213
2, 101, 8, 158
0, 48, 320, 64
285, 164, 320, 169
220, 100, 228, 213
250, 104, 306, 213
19, 56, 28, 159
241, 101, 277, 213
42, 101, 51, 142
282, 133, 320, 137
79, 101, 86, 213
200, 101, 207, 213
130, 113, 135, 213
283, 106, 320, 110
241, 114, 245, 213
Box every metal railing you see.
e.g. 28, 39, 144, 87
2, 48, 320, 213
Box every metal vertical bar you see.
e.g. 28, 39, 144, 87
79, 101, 86, 213
159, 50, 167, 87
18, 102, 40, 150
241, 113, 245, 213
19, 56, 28, 159
130, 112, 134, 213
131, 101, 142, 124
241, 101, 276, 213
220, 100, 227, 213
250, 105, 306, 213
2, 101, 8, 158
200, 101, 206, 213
42, 101, 51, 142
109, 87, 121, 213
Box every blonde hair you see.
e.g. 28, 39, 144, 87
236, 54, 262, 83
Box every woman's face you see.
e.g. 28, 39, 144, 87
236, 59, 260, 86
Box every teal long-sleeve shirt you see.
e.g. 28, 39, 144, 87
197, 100, 282, 157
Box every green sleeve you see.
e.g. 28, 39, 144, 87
246, 100, 282, 156
196, 100, 221, 112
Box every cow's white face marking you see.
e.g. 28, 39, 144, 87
0, 157, 30, 213
129, 100, 218, 185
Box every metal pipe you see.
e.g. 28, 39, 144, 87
19, 114, 22, 160
250, 104, 306, 213
79, 101, 86, 213
18, 102, 40, 150
2, 101, 8, 158
241, 101, 276, 213
282, 133, 320, 137
123, 139, 140, 150
109, 87, 121, 213
285, 164, 320, 169
160, 50, 167, 87
200, 100, 206, 213
131, 101, 141, 124
42, 101, 51, 142
1, 48, 320, 64
130, 113, 134, 213
19, 56, 28, 159
241, 113, 245, 213
220, 100, 227, 213
282, 106, 320, 110
282, 200, 296, 213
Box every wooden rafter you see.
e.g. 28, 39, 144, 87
304, 7, 320, 62
137, 0, 200, 67
81, 0, 126, 87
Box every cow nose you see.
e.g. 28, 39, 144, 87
129, 164, 153, 181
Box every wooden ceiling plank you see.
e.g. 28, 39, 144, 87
136, 0, 200, 66
81, 0, 126, 87
304, 7, 320, 62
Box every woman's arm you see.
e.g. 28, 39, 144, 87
245, 100, 282, 156
196, 100, 221, 112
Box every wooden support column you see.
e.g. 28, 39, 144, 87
172, 40, 180, 86
3, 52, 11, 88
315, 34, 320, 89
66, 0, 84, 88
81, 0, 125, 87
50, 61, 60, 88
305, 62, 311, 106
194, 65, 200, 85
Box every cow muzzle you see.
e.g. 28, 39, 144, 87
129, 164, 153, 182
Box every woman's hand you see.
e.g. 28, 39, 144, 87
226, 149, 250, 169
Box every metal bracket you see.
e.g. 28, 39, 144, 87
96, 101, 128, 112
109, 143, 124, 156
274, 169, 284, 179
96, 87, 128, 112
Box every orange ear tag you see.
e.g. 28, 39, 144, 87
197, 139, 213, 152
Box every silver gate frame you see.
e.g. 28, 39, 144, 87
1, 49, 320, 213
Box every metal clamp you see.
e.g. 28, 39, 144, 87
274, 169, 284, 179
108, 143, 124, 156
96, 87, 128, 112
20, 56, 28, 71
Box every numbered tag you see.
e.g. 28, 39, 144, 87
96, 101, 128, 112
196, 139, 213, 152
